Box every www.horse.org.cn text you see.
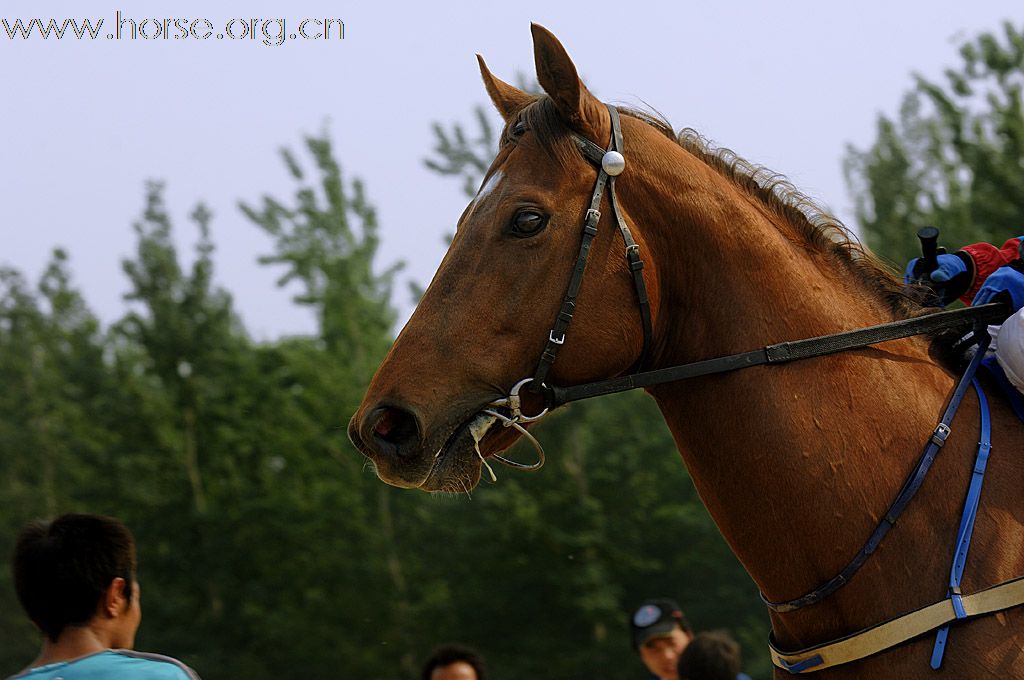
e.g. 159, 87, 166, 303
1, 12, 345, 47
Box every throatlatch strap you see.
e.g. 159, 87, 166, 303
606, 107, 653, 368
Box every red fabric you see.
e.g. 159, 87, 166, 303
959, 236, 1023, 303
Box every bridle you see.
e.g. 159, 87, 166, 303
529, 104, 654, 388
484, 103, 652, 471
485, 101, 1006, 430
487, 103, 653, 435
481, 98, 1020, 673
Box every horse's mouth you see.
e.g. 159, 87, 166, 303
420, 409, 522, 492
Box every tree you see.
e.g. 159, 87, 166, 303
0, 251, 119, 669
423, 75, 538, 199
844, 21, 1024, 265
117, 183, 247, 515
241, 131, 402, 368
241, 133, 430, 677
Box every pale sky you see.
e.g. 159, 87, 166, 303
3, 1, 1021, 338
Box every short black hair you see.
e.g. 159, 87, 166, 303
421, 643, 488, 680
12, 513, 137, 642
677, 630, 741, 680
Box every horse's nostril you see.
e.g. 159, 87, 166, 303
370, 406, 420, 455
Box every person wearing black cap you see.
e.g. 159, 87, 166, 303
630, 598, 694, 680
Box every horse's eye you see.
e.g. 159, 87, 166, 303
510, 210, 548, 238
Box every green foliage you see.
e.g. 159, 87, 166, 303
844, 21, 1024, 264
425, 106, 498, 197
240, 132, 401, 363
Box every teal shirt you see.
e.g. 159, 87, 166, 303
8, 650, 199, 680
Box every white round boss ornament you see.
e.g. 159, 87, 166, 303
602, 150, 626, 176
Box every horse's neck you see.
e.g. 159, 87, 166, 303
624, 138, 959, 645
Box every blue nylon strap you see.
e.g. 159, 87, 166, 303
779, 655, 824, 674
930, 627, 950, 669
762, 330, 991, 612
930, 377, 993, 669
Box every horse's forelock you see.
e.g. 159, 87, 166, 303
500, 97, 595, 171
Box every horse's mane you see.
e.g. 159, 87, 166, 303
505, 98, 925, 321
619, 107, 924, 321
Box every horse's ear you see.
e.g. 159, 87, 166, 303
531, 23, 607, 140
477, 55, 531, 122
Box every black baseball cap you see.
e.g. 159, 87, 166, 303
630, 598, 692, 650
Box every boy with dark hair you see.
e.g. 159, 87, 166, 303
7, 513, 200, 680
676, 631, 747, 680
420, 643, 488, 680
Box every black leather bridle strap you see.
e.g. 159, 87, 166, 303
530, 133, 612, 386
532, 106, 653, 387
610, 174, 653, 364
544, 302, 1009, 408
532, 104, 654, 385
604, 106, 653, 366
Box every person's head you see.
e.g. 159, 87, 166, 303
12, 513, 140, 647
420, 644, 487, 680
631, 598, 694, 680
676, 631, 742, 680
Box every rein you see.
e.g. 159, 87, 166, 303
483, 100, 1020, 673
541, 303, 1009, 409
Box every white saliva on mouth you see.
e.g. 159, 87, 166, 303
468, 411, 499, 482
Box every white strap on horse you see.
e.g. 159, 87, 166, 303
770, 575, 1024, 673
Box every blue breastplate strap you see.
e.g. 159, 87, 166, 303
930, 378, 992, 669
761, 329, 992, 613
769, 341, 1024, 674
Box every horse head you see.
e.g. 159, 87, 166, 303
349, 25, 662, 491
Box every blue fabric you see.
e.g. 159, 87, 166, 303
8, 651, 196, 680
973, 265, 1024, 311
981, 356, 1024, 423
903, 253, 966, 285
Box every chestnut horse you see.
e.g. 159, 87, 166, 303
350, 25, 1024, 677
